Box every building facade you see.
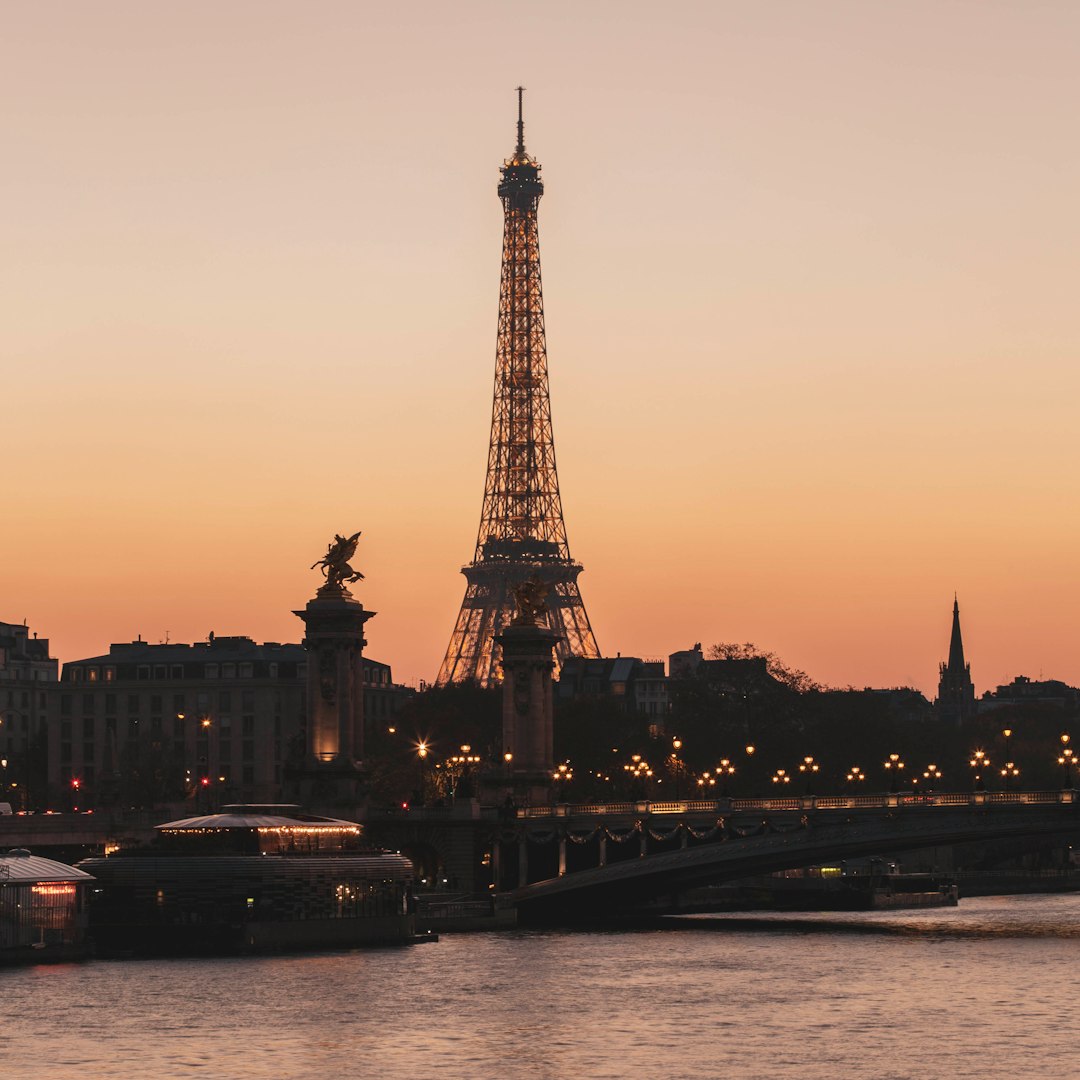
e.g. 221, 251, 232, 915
557, 656, 669, 724
0, 619, 58, 808
48, 635, 406, 809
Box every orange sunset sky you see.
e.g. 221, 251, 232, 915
4, 2, 1078, 694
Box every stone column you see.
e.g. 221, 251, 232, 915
496, 622, 560, 806
291, 588, 374, 809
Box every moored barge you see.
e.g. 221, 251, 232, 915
1, 849, 94, 964
79, 804, 415, 954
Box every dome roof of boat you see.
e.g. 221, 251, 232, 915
156, 804, 361, 832
0, 849, 95, 883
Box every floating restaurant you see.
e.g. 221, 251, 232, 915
0, 848, 95, 964
78, 805, 416, 954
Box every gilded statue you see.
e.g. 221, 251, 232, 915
511, 577, 549, 626
312, 531, 364, 593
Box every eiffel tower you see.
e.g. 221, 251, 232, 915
436, 90, 601, 687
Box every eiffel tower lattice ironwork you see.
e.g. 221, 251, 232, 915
436, 89, 600, 687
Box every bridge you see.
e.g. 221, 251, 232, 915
4, 792, 1078, 926
500, 791, 1080, 922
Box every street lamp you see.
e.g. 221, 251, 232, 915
922, 764, 942, 792
1000, 762, 1020, 791
883, 753, 905, 793
624, 756, 653, 799
552, 761, 574, 801
1058, 737, 1075, 788
744, 744, 756, 795
771, 768, 790, 787
846, 766, 866, 785
969, 749, 990, 791
671, 738, 684, 799
416, 741, 429, 806
798, 755, 820, 795
716, 758, 736, 797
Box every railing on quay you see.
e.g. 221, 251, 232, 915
516, 789, 1078, 820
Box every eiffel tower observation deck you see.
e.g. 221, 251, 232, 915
437, 90, 601, 687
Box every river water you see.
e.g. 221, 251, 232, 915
4, 893, 1079, 1079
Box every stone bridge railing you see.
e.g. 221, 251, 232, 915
517, 790, 1075, 819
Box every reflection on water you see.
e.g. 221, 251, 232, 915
4, 894, 1080, 1080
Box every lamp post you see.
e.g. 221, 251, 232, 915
741, 744, 756, 796
1003, 727, 1013, 765
771, 768, 790, 788
716, 758, 735, 797
798, 755, 820, 795
969, 749, 990, 791
552, 761, 574, 802
448, 745, 482, 801
883, 753, 905, 793
846, 766, 866, 786
1058, 735, 1075, 788
922, 764, 942, 792
671, 738, 684, 799
416, 741, 429, 807
1000, 762, 1020, 791
624, 756, 653, 799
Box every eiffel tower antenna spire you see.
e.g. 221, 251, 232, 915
436, 92, 600, 686
515, 85, 526, 155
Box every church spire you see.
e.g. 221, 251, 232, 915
947, 594, 966, 672
937, 594, 976, 724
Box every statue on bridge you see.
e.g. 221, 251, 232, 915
510, 577, 549, 627
311, 531, 364, 594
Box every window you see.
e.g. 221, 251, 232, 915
87, 667, 98, 683
242, 740, 255, 761
239, 663, 253, 679
241, 691, 254, 711
219, 741, 232, 762
242, 716, 255, 737
171, 665, 183, 680
173, 694, 185, 713
128, 717, 139, 738
222, 664, 236, 679
137, 666, 150, 681
205, 664, 219, 679
127, 695, 139, 712
219, 691, 232, 711
82, 742, 95, 765
242, 765, 254, 785
82, 694, 94, 712
82, 716, 95, 738
60, 743, 72, 764
60, 695, 72, 717
150, 695, 162, 713
269, 663, 278, 679
153, 665, 166, 680
60, 721, 72, 740
104, 667, 115, 682
105, 693, 116, 713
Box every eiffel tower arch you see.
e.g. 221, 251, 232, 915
437, 90, 601, 687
